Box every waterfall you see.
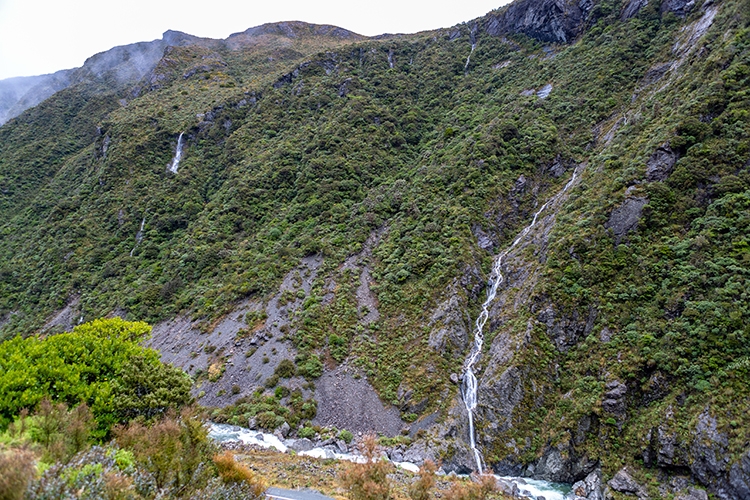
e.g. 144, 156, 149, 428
129, 217, 146, 257
167, 132, 184, 174
464, 43, 476, 73
461, 165, 583, 473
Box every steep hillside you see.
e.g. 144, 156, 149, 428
1, 0, 749, 497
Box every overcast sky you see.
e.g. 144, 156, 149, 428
0, 0, 511, 80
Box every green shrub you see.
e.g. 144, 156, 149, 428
338, 429, 354, 444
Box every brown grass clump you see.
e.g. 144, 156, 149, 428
443, 474, 498, 500
339, 434, 393, 500
408, 459, 439, 500
0, 447, 37, 500
213, 450, 266, 496
103, 471, 135, 500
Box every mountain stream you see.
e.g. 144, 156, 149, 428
461, 166, 583, 473
208, 423, 569, 499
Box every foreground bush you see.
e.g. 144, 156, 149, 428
339, 435, 392, 500
0, 318, 193, 434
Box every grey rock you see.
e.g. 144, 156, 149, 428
450, 373, 460, 384
608, 468, 647, 498
536, 304, 597, 352
605, 197, 648, 244
536, 447, 598, 484
641, 63, 672, 86
288, 438, 315, 452
661, 0, 695, 17
335, 439, 348, 454
484, 0, 594, 43
477, 366, 524, 435
690, 409, 731, 492
428, 291, 469, 353
496, 479, 521, 498
402, 441, 437, 466
676, 487, 709, 500
646, 145, 678, 182
390, 448, 404, 462
247, 417, 257, 429
621, 0, 650, 19
729, 449, 750, 498
548, 156, 572, 178
537, 84, 553, 99
472, 225, 495, 250
578, 470, 605, 500
278, 421, 291, 438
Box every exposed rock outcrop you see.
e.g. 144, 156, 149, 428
428, 290, 469, 353
483, 0, 595, 44
536, 303, 597, 352
608, 468, 648, 498
605, 196, 648, 244
646, 144, 678, 182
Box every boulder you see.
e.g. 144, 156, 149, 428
569, 470, 605, 500
608, 468, 648, 498
287, 438, 315, 452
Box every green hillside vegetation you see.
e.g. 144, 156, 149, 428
0, 318, 192, 434
0, 0, 749, 494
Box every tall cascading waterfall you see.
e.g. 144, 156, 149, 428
167, 132, 185, 174
461, 165, 583, 474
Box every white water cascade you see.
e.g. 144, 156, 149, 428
167, 132, 185, 174
464, 43, 476, 73
462, 165, 583, 474
129, 217, 146, 257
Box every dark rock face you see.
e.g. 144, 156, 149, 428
428, 293, 469, 353
601, 380, 627, 422
676, 487, 710, 500
621, 0, 651, 19
605, 196, 648, 244
536, 304, 597, 352
639, 407, 750, 499
477, 366, 525, 435
729, 450, 750, 499
483, 0, 595, 44
532, 440, 599, 483
646, 144, 678, 182
661, 0, 696, 17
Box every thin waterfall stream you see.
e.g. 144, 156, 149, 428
461, 165, 583, 474
167, 132, 185, 174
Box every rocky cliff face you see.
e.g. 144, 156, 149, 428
483, 0, 595, 43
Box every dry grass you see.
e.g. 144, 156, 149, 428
0, 447, 37, 500
213, 450, 266, 496
229, 445, 512, 500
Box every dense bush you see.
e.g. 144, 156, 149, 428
0, 318, 192, 434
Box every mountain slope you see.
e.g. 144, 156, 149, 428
1, 0, 749, 497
